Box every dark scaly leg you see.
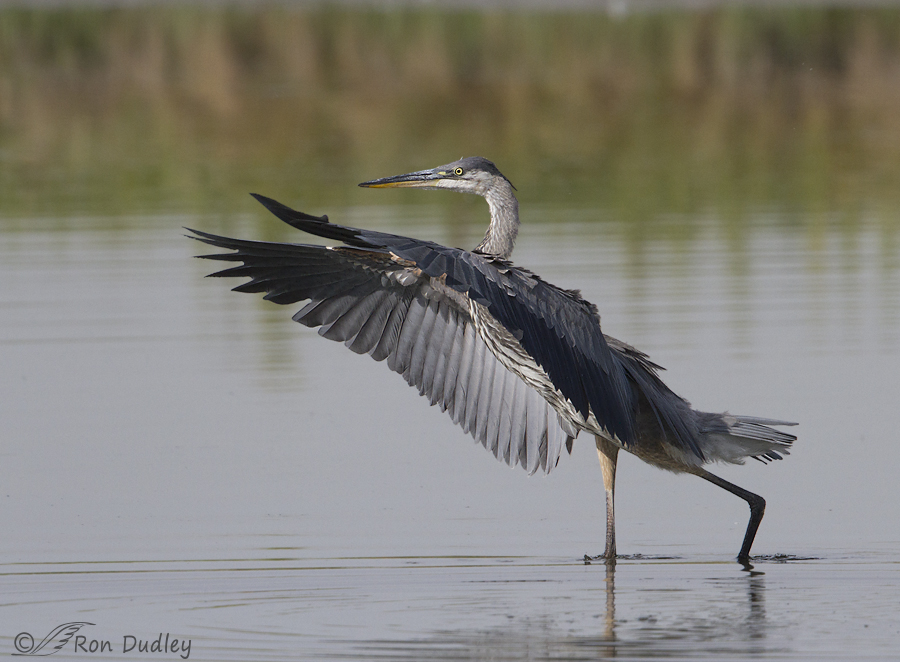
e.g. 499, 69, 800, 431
697, 469, 766, 562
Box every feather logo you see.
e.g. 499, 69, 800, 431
13, 623, 94, 656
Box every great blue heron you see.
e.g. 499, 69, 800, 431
189, 156, 796, 562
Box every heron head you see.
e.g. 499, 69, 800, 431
359, 156, 515, 197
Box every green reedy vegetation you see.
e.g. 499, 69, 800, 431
1, 5, 898, 232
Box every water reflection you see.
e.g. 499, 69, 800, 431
1, 555, 788, 661
9, 547, 899, 661
346, 559, 777, 661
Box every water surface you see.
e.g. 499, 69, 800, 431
3, 207, 899, 659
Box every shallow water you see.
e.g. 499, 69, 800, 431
3, 555, 899, 661
2, 207, 899, 659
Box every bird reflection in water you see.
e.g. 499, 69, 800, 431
345, 561, 771, 659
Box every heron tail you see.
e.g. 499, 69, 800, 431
695, 412, 797, 465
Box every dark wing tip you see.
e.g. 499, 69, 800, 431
184, 227, 226, 250
250, 193, 329, 225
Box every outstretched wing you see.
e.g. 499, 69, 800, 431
189, 229, 573, 474
242, 194, 642, 447
193, 194, 705, 460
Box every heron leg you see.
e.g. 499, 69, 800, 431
595, 436, 619, 560
696, 469, 766, 562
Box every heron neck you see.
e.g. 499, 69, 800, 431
476, 181, 519, 259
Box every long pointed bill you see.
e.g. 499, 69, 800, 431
359, 167, 449, 189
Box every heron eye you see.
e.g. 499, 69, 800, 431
454, 167, 464, 176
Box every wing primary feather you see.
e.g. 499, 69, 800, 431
319, 288, 388, 343
430, 306, 460, 407
406, 299, 441, 390
371, 288, 416, 362
422, 300, 452, 405
452, 324, 477, 429
524, 389, 546, 474
484, 363, 506, 457
545, 411, 564, 473
466, 339, 494, 444
293, 281, 377, 327
496, 370, 518, 465
508, 381, 528, 469
345, 290, 395, 355
388, 294, 428, 374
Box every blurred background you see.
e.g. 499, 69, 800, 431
3, 3, 900, 221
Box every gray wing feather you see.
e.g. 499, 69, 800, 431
508, 374, 527, 468
555, 411, 580, 439
525, 388, 547, 474
415, 300, 446, 396
371, 289, 415, 361
496, 369, 516, 463
319, 288, 388, 343
388, 292, 428, 375
190, 232, 572, 474
297, 282, 375, 328
345, 289, 396, 354
406, 298, 440, 388
474, 345, 498, 449
450, 323, 478, 427
430, 304, 459, 407
545, 408, 564, 472
486, 363, 507, 458
462, 328, 487, 435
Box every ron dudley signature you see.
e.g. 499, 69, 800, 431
13, 623, 191, 659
